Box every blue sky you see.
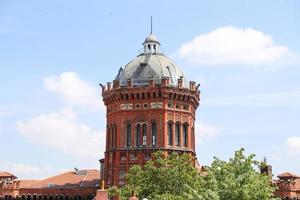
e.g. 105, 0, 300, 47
0, 0, 300, 179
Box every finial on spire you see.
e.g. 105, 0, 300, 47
150, 16, 153, 34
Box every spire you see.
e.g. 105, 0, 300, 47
143, 16, 160, 53
150, 16, 153, 34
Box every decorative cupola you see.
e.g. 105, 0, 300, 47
143, 33, 160, 53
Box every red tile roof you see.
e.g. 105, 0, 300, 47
18, 180, 40, 188
277, 172, 300, 178
0, 171, 16, 178
20, 169, 100, 189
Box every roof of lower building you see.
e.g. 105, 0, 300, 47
277, 172, 300, 178
0, 172, 17, 178
19, 169, 100, 189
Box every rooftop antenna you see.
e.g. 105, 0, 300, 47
150, 16, 153, 34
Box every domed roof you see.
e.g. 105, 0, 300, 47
115, 33, 188, 87
115, 53, 187, 87
143, 33, 160, 44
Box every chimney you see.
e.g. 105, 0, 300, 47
149, 78, 154, 87
189, 81, 196, 91
178, 77, 183, 88
107, 82, 112, 91
161, 76, 170, 86
113, 80, 120, 89
127, 79, 132, 87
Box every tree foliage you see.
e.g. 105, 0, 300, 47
109, 149, 278, 200
209, 148, 278, 200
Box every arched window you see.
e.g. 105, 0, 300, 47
183, 123, 188, 147
152, 122, 157, 146
175, 123, 181, 146
109, 125, 114, 149
142, 124, 147, 146
107, 126, 110, 149
113, 124, 117, 148
153, 44, 156, 51
111, 125, 114, 149
126, 123, 131, 147
167, 122, 173, 146
136, 124, 141, 146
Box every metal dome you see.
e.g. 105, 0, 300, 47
115, 53, 188, 87
143, 33, 160, 44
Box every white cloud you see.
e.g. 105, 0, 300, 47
286, 137, 300, 156
16, 107, 105, 160
202, 90, 300, 107
195, 122, 218, 143
177, 26, 291, 65
44, 72, 103, 110
0, 104, 20, 117
0, 161, 55, 179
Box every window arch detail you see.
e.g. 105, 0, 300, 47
183, 123, 189, 147
167, 121, 173, 146
175, 122, 181, 146
142, 124, 147, 146
151, 122, 157, 146
135, 122, 147, 147
126, 123, 131, 147
136, 124, 141, 147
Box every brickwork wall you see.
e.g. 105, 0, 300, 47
0, 188, 97, 200
101, 78, 200, 187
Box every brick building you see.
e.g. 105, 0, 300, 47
0, 170, 99, 200
100, 31, 200, 187
274, 172, 300, 199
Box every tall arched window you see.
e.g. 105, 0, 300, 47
152, 122, 157, 146
167, 122, 173, 146
109, 126, 113, 149
183, 123, 188, 147
126, 123, 131, 147
142, 124, 147, 146
111, 125, 114, 149
114, 124, 117, 148
136, 124, 141, 147
107, 126, 110, 149
175, 123, 181, 146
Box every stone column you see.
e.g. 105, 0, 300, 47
95, 181, 108, 200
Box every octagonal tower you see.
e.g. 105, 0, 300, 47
100, 32, 200, 187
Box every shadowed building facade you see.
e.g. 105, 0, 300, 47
100, 32, 201, 187
0, 170, 99, 200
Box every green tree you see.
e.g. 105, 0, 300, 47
209, 148, 278, 200
114, 151, 218, 200
109, 149, 278, 200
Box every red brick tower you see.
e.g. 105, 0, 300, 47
100, 31, 200, 187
